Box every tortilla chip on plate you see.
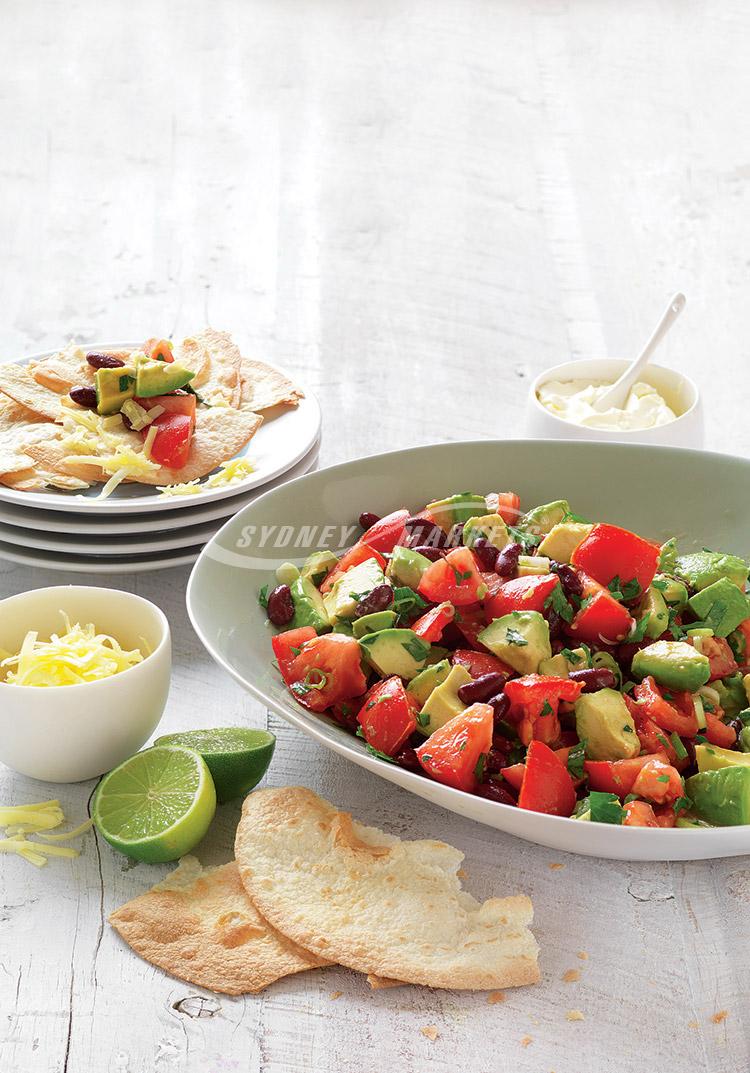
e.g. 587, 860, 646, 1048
110, 857, 329, 995
0, 395, 54, 478
28, 344, 102, 393
175, 328, 243, 408
0, 363, 64, 422
239, 358, 304, 412
235, 787, 540, 991
0, 466, 90, 492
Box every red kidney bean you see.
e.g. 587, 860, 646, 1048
395, 747, 423, 774
267, 584, 294, 626
545, 609, 563, 640
355, 584, 394, 618
404, 516, 447, 548
458, 672, 508, 705
550, 561, 583, 601
358, 511, 380, 530
445, 523, 464, 549
412, 545, 446, 562
484, 746, 508, 774
489, 692, 510, 724
472, 538, 499, 572
86, 352, 125, 369
568, 667, 617, 692
495, 542, 522, 578
681, 737, 698, 773
69, 386, 98, 409
616, 639, 652, 672
476, 780, 517, 805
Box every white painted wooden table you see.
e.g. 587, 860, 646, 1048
1, 3, 749, 1071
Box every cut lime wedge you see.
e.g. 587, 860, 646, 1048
92, 745, 216, 862
154, 728, 276, 803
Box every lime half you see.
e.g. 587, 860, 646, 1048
154, 728, 276, 803
92, 745, 216, 863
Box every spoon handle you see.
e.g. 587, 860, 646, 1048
592, 292, 686, 412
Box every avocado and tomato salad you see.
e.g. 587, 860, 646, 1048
73, 338, 198, 469
261, 492, 750, 828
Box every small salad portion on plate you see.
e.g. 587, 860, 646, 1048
0, 328, 303, 500
260, 492, 750, 829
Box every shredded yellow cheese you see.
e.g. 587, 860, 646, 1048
1, 614, 144, 687
205, 457, 255, 488
0, 800, 92, 867
157, 479, 202, 497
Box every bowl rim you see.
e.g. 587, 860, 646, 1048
529, 357, 700, 433
0, 585, 170, 693
186, 437, 749, 844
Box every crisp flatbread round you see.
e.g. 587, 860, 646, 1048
176, 328, 243, 408
0, 395, 53, 477
239, 358, 304, 412
0, 363, 63, 422
235, 787, 540, 991
110, 857, 330, 995
28, 344, 101, 393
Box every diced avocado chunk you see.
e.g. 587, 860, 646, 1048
352, 610, 397, 639
538, 522, 593, 563
276, 561, 300, 586
387, 546, 431, 589
332, 621, 354, 636
134, 358, 195, 398
427, 492, 487, 529
407, 659, 452, 705
686, 766, 750, 826
521, 500, 572, 537
358, 628, 430, 681
417, 665, 472, 736
95, 366, 136, 415
424, 645, 450, 667
539, 646, 589, 677
675, 550, 749, 593
653, 573, 688, 609
637, 585, 669, 639
517, 555, 551, 577
289, 576, 330, 632
322, 558, 385, 623
478, 611, 551, 675
713, 674, 748, 718
688, 577, 750, 638
301, 550, 339, 586
695, 742, 750, 773
631, 640, 710, 692
575, 689, 639, 761
462, 514, 509, 551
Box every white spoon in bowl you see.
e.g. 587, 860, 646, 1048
592, 292, 686, 412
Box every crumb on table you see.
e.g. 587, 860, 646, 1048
520, 1035, 533, 1048
711, 1010, 729, 1024
421, 1026, 439, 1041
566, 1009, 585, 1022
548, 862, 565, 870
487, 991, 506, 1005
562, 969, 581, 983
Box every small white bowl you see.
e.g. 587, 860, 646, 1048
0, 586, 171, 783
526, 358, 703, 447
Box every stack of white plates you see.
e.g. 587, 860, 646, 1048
0, 367, 321, 574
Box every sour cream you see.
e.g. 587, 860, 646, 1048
537, 379, 677, 431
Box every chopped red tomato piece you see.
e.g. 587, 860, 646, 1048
504, 674, 584, 745
415, 703, 494, 793
145, 412, 193, 469
695, 635, 739, 681
623, 800, 659, 827
143, 337, 174, 362
571, 523, 660, 594
585, 752, 669, 797
357, 677, 417, 756
271, 627, 317, 682
418, 547, 487, 607
356, 509, 410, 554
517, 741, 577, 816
499, 762, 525, 792
631, 757, 684, 804
320, 544, 387, 594
452, 648, 513, 678
483, 573, 560, 624
632, 677, 699, 737
653, 803, 677, 828
567, 573, 633, 644
491, 492, 522, 525
624, 695, 681, 763
704, 708, 737, 748
451, 605, 492, 650
137, 392, 197, 429
285, 634, 368, 713
412, 602, 455, 642
731, 619, 750, 669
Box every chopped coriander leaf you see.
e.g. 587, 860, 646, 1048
507, 525, 541, 553
561, 509, 590, 524
670, 733, 688, 759
258, 584, 270, 609
289, 645, 302, 656
624, 793, 638, 803
452, 567, 472, 584
651, 577, 668, 591
474, 753, 486, 780
417, 710, 431, 727
662, 690, 674, 701
544, 585, 574, 623
421, 753, 432, 762
540, 700, 553, 717
364, 743, 396, 764
656, 734, 670, 751
459, 740, 467, 751
622, 725, 634, 733
673, 795, 692, 814
589, 791, 625, 825
561, 647, 582, 665
505, 627, 528, 647
656, 775, 670, 784
702, 699, 715, 712
695, 734, 708, 743
667, 607, 686, 640
402, 636, 430, 661
567, 740, 586, 780
392, 587, 428, 617
579, 595, 594, 613
628, 615, 650, 643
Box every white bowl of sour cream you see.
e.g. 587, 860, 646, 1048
527, 358, 703, 447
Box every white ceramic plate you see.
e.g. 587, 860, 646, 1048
187, 439, 750, 861
0, 439, 320, 536
0, 345, 321, 514
0, 539, 204, 574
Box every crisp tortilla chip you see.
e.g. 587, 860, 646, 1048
0, 363, 63, 422
0, 395, 53, 477
28, 344, 100, 393
0, 466, 89, 492
176, 329, 243, 408
239, 358, 304, 412
235, 788, 540, 991
110, 857, 329, 995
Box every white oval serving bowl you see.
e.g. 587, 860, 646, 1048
0, 586, 171, 782
526, 358, 703, 447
